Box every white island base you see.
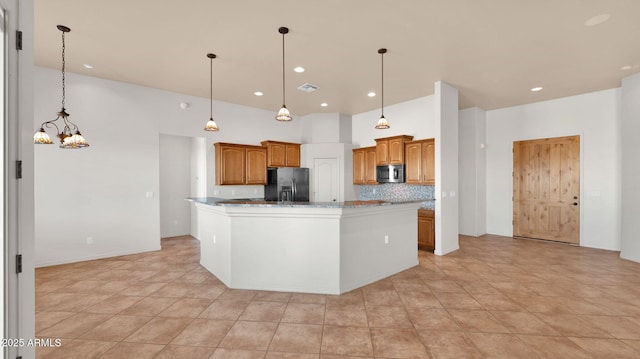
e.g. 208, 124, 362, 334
194, 201, 421, 295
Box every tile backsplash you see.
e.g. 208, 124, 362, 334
359, 184, 435, 201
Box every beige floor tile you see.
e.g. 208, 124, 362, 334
210, 348, 267, 358
268, 323, 323, 354
79, 315, 152, 341
149, 282, 199, 297
40, 339, 116, 359
448, 310, 510, 333
118, 296, 178, 317
218, 320, 278, 350
82, 295, 144, 314
321, 325, 373, 357
37, 313, 113, 339
118, 281, 167, 297
363, 288, 403, 307
407, 308, 460, 331
370, 327, 429, 358
581, 315, 640, 339
99, 342, 165, 359
324, 303, 368, 327
517, 335, 592, 359
281, 303, 326, 324
199, 299, 250, 320
254, 291, 292, 302
155, 345, 215, 359
472, 293, 525, 311
157, 297, 213, 318
466, 332, 539, 359
366, 305, 413, 328
265, 352, 319, 358
433, 292, 484, 310
170, 318, 234, 347
35, 311, 76, 334
425, 279, 466, 293
290, 293, 327, 304
418, 331, 484, 359
239, 301, 288, 322
325, 290, 363, 306
569, 337, 640, 359
533, 312, 612, 337
490, 310, 560, 335
124, 317, 192, 344
397, 291, 443, 309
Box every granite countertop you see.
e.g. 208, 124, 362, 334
186, 197, 427, 209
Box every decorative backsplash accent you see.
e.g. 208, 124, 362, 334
359, 184, 435, 201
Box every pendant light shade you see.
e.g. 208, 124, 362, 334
204, 53, 219, 131
375, 48, 390, 129
276, 26, 292, 121
34, 25, 90, 148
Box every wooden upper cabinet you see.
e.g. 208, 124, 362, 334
245, 146, 267, 184
261, 141, 300, 167
405, 138, 435, 185
353, 146, 378, 185
214, 143, 267, 185
375, 135, 414, 165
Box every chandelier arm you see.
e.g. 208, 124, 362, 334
41, 119, 61, 132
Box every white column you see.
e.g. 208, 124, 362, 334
434, 82, 459, 255
621, 72, 640, 263
459, 107, 487, 237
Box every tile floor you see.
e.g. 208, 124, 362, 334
35, 234, 640, 358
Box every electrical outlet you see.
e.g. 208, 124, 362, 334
384, 235, 389, 244
86, 237, 93, 244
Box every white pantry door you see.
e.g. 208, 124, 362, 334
314, 158, 339, 202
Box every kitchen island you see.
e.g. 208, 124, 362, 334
188, 198, 422, 295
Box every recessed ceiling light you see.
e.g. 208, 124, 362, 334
293, 66, 305, 73
368, 92, 376, 97
530, 87, 543, 92
254, 91, 263, 96
584, 13, 611, 27
82, 64, 94, 69
621, 65, 633, 71
320, 103, 328, 107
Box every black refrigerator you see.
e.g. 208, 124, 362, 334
264, 167, 310, 202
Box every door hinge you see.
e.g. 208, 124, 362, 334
16, 31, 22, 51
16, 160, 22, 179
16, 254, 22, 274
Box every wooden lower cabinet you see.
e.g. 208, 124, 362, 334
418, 209, 435, 252
215, 143, 267, 185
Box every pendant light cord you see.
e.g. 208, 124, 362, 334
61, 30, 66, 109
282, 32, 286, 106
380, 50, 384, 117
210, 56, 213, 118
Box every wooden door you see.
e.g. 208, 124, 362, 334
245, 146, 267, 185
266, 142, 286, 167
364, 147, 378, 184
215, 144, 245, 185
513, 135, 580, 244
353, 149, 365, 184
405, 142, 422, 184
388, 137, 405, 164
422, 139, 435, 185
376, 140, 389, 165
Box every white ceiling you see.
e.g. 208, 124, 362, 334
34, 0, 640, 117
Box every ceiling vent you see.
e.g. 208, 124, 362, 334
297, 83, 319, 93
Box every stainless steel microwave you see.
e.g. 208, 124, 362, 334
376, 164, 405, 183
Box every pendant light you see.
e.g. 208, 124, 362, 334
375, 48, 390, 129
204, 53, 219, 131
275, 26, 292, 121
34, 25, 89, 148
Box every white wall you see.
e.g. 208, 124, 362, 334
486, 88, 621, 250
159, 134, 192, 238
620, 72, 640, 262
459, 107, 487, 236
300, 112, 351, 144
34, 66, 303, 266
352, 95, 435, 147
